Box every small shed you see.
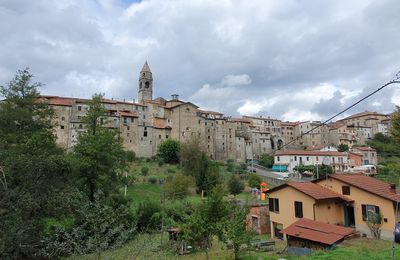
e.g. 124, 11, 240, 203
246, 203, 270, 234
281, 218, 354, 251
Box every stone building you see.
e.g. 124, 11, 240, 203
40, 62, 392, 161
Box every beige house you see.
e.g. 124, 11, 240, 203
267, 174, 400, 241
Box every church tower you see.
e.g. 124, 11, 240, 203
138, 61, 153, 102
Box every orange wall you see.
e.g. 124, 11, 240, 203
314, 201, 344, 225
318, 178, 396, 240
269, 186, 315, 238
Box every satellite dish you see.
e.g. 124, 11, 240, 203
322, 156, 331, 166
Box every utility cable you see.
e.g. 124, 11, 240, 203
280, 73, 400, 150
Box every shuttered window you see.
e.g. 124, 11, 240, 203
269, 198, 280, 213
294, 201, 303, 218
361, 204, 380, 221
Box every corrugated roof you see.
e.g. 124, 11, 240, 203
266, 182, 353, 202
281, 218, 354, 245
276, 150, 347, 157
327, 174, 400, 203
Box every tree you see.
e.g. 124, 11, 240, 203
165, 172, 194, 199
180, 138, 221, 193
72, 94, 128, 202
366, 212, 383, 239
158, 139, 180, 163
337, 143, 349, 152
0, 69, 73, 258
259, 153, 274, 168
182, 186, 229, 260
221, 204, 253, 260
228, 174, 244, 196
294, 164, 333, 178
248, 173, 262, 188
391, 106, 400, 144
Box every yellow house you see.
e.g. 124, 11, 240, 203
266, 182, 353, 240
316, 174, 400, 240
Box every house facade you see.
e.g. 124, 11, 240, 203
274, 150, 349, 172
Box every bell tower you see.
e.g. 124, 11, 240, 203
138, 61, 153, 102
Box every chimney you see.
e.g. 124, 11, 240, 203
390, 184, 396, 193
171, 94, 179, 100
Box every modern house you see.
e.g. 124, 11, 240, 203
266, 182, 353, 240
316, 174, 400, 240
266, 174, 400, 241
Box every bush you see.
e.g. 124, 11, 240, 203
41, 196, 136, 257
226, 162, 235, 172
167, 168, 176, 174
141, 166, 149, 176
228, 175, 244, 195
259, 154, 274, 168
125, 150, 136, 162
158, 157, 164, 167
248, 173, 262, 188
148, 176, 157, 184
165, 172, 194, 199
158, 139, 180, 164
136, 200, 162, 232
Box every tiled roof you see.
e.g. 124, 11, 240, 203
119, 111, 138, 118
276, 150, 346, 157
328, 174, 400, 202
266, 182, 353, 202
281, 121, 300, 126
352, 146, 376, 151
281, 218, 354, 245
38, 96, 76, 106
338, 111, 388, 121
197, 109, 223, 115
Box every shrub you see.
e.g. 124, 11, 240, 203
167, 168, 176, 174
165, 172, 194, 199
226, 162, 235, 172
136, 200, 162, 232
248, 173, 262, 188
158, 139, 180, 164
148, 176, 157, 184
228, 175, 244, 195
141, 166, 149, 176
125, 150, 136, 162
259, 154, 274, 168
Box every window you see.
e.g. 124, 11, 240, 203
61, 116, 65, 121
342, 186, 350, 195
79, 124, 83, 129
127, 133, 130, 137
306, 157, 309, 161
77, 106, 82, 111
294, 201, 303, 218
294, 156, 297, 161
361, 204, 380, 221
143, 115, 146, 119
144, 131, 147, 137
127, 126, 130, 130
269, 198, 280, 213
166, 135, 169, 139
124, 117, 128, 124
159, 135, 162, 139
277, 156, 280, 162
60, 125, 64, 129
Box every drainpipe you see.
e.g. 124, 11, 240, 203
313, 203, 316, 221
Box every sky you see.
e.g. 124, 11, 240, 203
1, 0, 400, 121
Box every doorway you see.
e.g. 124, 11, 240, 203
344, 206, 355, 227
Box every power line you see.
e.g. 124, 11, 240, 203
280, 73, 400, 150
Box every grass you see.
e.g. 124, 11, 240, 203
66, 234, 400, 260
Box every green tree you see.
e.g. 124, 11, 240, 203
180, 138, 221, 193
391, 106, 400, 144
0, 69, 73, 258
182, 186, 229, 260
259, 153, 274, 168
72, 94, 128, 202
228, 174, 244, 196
158, 138, 180, 163
221, 204, 253, 260
165, 172, 194, 199
337, 143, 349, 152
248, 173, 262, 188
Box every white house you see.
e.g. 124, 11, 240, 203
274, 150, 349, 173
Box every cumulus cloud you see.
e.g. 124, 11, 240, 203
1, 0, 400, 120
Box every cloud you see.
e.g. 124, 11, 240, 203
1, 0, 400, 121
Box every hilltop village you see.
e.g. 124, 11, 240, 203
39, 62, 391, 163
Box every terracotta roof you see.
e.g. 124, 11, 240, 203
266, 182, 353, 202
338, 111, 388, 121
38, 96, 76, 106
281, 218, 354, 245
197, 109, 223, 115
153, 118, 171, 129
327, 173, 400, 203
229, 118, 251, 123
119, 111, 138, 118
276, 150, 346, 157
352, 146, 376, 152
306, 144, 332, 151
281, 121, 300, 126
243, 115, 280, 121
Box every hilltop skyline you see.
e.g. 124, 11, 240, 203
1, 0, 400, 121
